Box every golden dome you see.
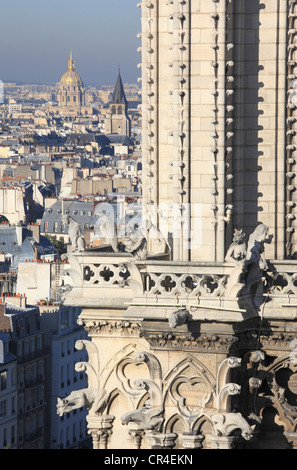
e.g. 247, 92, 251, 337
60, 52, 83, 86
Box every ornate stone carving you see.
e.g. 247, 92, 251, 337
215, 357, 242, 411
61, 214, 86, 253
121, 402, 164, 431
168, 309, 191, 328
96, 213, 119, 252
142, 331, 238, 352
87, 414, 115, 450
120, 351, 165, 432
211, 412, 255, 440
79, 319, 141, 337
225, 229, 247, 297
244, 223, 270, 297
125, 225, 148, 260
148, 272, 228, 298
124, 217, 169, 260
57, 339, 110, 418
57, 388, 109, 416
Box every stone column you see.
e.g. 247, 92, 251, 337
87, 414, 115, 450
208, 434, 237, 450
128, 423, 145, 450
181, 433, 204, 449
146, 432, 177, 449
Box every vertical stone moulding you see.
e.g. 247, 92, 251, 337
210, 0, 227, 262
286, 0, 297, 257
171, 0, 191, 261
225, 0, 235, 248
210, 0, 219, 258
141, 0, 159, 242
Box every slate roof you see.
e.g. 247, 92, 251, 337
65, 133, 131, 148
40, 200, 96, 235
0, 226, 57, 267
105, 134, 131, 146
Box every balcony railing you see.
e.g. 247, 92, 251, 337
62, 251, 297, 322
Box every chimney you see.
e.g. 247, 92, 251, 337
28, 223, 40, 243
34, 245, 38, 262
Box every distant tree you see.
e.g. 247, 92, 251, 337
44, 235, 67, 256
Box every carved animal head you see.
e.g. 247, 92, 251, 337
56, 397, 68, 416
233, 229, 245, 243
168, 309, 190, 328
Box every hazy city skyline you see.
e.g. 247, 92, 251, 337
0, 0, 140, 87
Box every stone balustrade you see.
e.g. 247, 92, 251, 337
62, 251, 297, 323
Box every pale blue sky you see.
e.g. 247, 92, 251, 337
0, 0, 141, 86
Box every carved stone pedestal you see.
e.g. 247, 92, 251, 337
87, 414, 115, 449
209, 434, 237, 450
181, 433, 204, 449
146, 432, 177, 449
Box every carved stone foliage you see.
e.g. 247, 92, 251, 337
256, 359, 297, 432
237, 350, 297, 438
141, 331, 238, 353
79, 319, 141, 337
237, 330, 297, 352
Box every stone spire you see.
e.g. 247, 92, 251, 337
111, 68, 127, 105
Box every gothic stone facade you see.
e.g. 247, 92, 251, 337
58, 0, 297, 450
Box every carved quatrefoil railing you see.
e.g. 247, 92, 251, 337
146, 272, 228, 297
72, 258, 297, 311
83, 263, 131, 287
82, 261, 229, 299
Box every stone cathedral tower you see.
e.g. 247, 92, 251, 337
59, 1, 297, 450
105, 70, 131, 137
141, 0, 291, 264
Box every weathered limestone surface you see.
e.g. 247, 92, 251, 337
58, 0, 297, 450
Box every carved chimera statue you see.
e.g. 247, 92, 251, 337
121, 401, 164, 431
244, 223, 270, 296
225, 229, 247, 298
168, 309, 191, 328
61, 214, 86, 253
97, 212, 119, 252
125, 225, 148, 260
225, 224, 271, 306
212, 413, 255, 441
57, 388, 109, 416
124, 215, 169, 260
225, 229, 247, 267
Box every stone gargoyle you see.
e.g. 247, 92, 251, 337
57, 387, 109, 416
244, 223, 270, 295
125, 225, 148, 260
61, 214, 86, 253
97, 212, 119, 253
121, 404, 164, 431
168, 309, 191, 328
212, 412, 255, 441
